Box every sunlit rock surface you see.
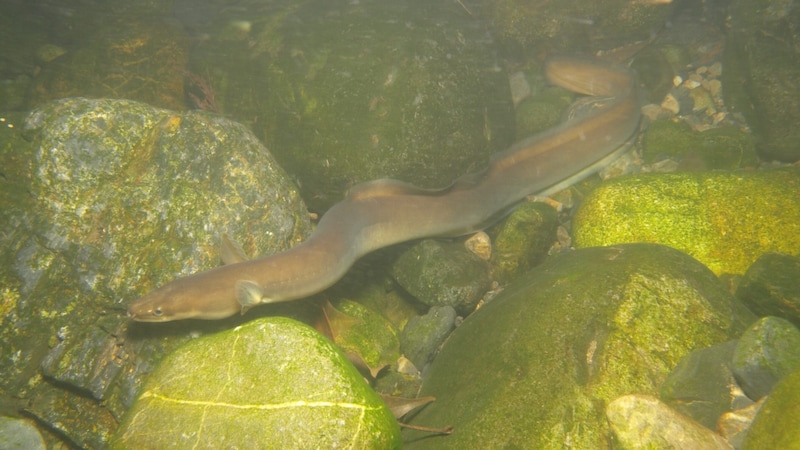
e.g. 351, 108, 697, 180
404, 243, 754, 448
112, 317, 401, 448
573, 168, 800, 275
0, 97, 310, 446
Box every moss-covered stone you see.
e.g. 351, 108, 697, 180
111, 317, 401, 449
572, 168, 800, 275
485, 0, 672, 50
723, 0, 800, 162
732, 316, 800, 401
404, 243, 755, 448
1, 97, 310, 446
742, 367, 800, 449
190, 0, 514, 212
488, 201, 558, 285
28, 20, 188, 111
391, 239, 491, 315
736, 252, 800, 327
607, 395, 733, 448
641, 119, 758, 169
514, 86, 574, 140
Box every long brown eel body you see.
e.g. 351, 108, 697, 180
128, 57, 641, 322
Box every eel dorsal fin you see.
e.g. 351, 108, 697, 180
345, 179, 444, 201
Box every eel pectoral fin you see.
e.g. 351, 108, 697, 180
220, 233, 249, 265
235, 280, 264, 315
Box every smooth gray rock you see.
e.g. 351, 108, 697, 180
392, 240, 491, 315
661, 340, 752, 429
400, 305, 457, 371
732, 316, 800, 400
607, 395, 732, 449
0, 417, 46, 450
736, 252, 800, 327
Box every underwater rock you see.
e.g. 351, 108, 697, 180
573, 167, 800, 275
323, 299, 401, 379
718, 397, 765, 449
732, 316, 800, 401
111, 317, 400, 448
606, 394, 732, 449
400, 305, 457, 371
1, 97, 309, 446
484, 0, 672, 51
724, 0, 800, 162
660, 340, 751, 430
392, 239, 491, 316
403, 243, 754, 448
29, 20, 189, 111
186, 0, 514, 211
741, 367, 800, 449
641, 119, 758, 170
736, 252, 800, 327
0, 417, 46, 450
488, 201, 558, 285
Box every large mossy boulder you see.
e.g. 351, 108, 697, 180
742, 367, 800, 449
736, 252, 800, 327
723, 0, 800, 162
403, 243, 755, 448
641, 119, 758, 170
112, 317, 401, 448
484, 0, 672, 50
0, 97, 310, 447
29, 20, 188, 111
187, 0, 514, 212
572, 168, 800, 275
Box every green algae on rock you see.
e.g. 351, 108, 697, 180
391, 239, 491, 316
188, 0, 514, 212
572, 168, 800, 276
607, 394, 733, 449
326, 299, 401, 378
488, 201, 558, 285
111, 317, 400, 449
741, 367, 800, 449
736, 252, 800, 327
724, 0, 800, 163
403, 244, 754, 448
641, 119, 758, 170
732, 316, 800, 401
486, 0, 672, 50
0, 97, 310, 446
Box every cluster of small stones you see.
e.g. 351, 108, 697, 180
642, 61, 746, 133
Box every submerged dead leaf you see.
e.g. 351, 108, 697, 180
315, 300, 399, 378
379, 393, 452, 434
314, 299, 362, 341
379, 394, 436, 419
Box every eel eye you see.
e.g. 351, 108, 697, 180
153, 307, 163, 317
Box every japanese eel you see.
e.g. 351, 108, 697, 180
127, 56, 641, 322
